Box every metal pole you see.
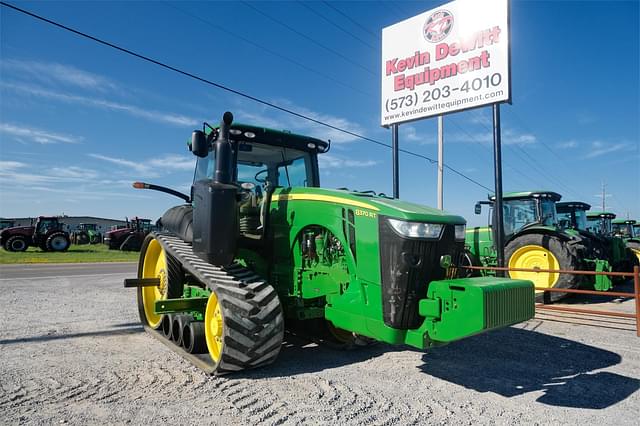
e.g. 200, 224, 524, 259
437, 115, 444, 210
392, 124, 399, 199
492, 104, 505, 272
634, 265, 639, 337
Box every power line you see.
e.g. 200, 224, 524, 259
240, 1, 375, 76
0, 1, 492, 193
164, 2, 374, 98
320, 1, 381, 41
296, 1, 377, 51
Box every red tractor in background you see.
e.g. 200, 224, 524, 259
104, 217, 154, 251
0, 216, 71, 252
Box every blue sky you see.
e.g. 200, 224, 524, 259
1, 0, 638, 227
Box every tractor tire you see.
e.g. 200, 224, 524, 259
46, 232, 71, 252
459, 249, 481, 278
120, 234, 142, 251
136, 235, 184, 330
76, 232, 89, 245
505, 234, 579, 303
4, 235, 28, 252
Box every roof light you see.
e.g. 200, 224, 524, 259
229, 129, 242, 135
244, 131, 256, 139
307, 142, 316, 149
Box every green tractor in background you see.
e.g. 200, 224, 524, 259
558, 205, 638, 274
612, 219, 640, 262
465, 191, 613, 302
70, 223, 102, 245
123, 112, 535, 374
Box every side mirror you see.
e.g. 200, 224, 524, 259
191, 130, 209, 158
474, 202, 482, 215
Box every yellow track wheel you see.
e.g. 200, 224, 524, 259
508, 245, 560, 291
140, 238, 169, 329
204, 291, 225, 363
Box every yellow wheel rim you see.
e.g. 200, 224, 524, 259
141, 239, 168, 329
508, 245, 560, 291
204, 292, 224, 362
632, 249, 640, 264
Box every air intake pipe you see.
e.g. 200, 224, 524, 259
192, 112, 239, 265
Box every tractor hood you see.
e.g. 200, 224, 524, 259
0, 226, 34, 235
271, 187, 465, 224
105, 228, 131, 238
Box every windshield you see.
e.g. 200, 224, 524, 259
574, 210, 587, 230
195, 142, 313, 189
586, 217, 611, 235
612, 223, 633, 238
502, 199, 537, 235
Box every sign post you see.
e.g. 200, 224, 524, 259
392, 124, 399, 198
492, 104, 505, 272
437, 116, 444, 209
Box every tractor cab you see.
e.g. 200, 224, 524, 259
479, 191, 561, 237
35, 217, 63, 236
586, 212, 616, 236
191, 122, 328, 245
78, 223, 98, 232
131, 218, 153, 233
556, 201, 591, 231
612, 219, 636, 239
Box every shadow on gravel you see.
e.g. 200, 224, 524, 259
419, 327, 639, 409
236, 333, 399, 379
0, 326, 143, 345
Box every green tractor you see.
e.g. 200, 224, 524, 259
612, 218, 640, 264
123, 112, 534, 374
465, 191, 613, 302
70, 223, 102, 245
559, 206, 638, 274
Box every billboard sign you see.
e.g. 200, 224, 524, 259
381, 0, 510, 126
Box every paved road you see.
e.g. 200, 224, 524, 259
0, 262, 137, 280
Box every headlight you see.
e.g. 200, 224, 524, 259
388, 218, 443, 239
455, 224, 466, 241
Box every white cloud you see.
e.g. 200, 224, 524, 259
236, 99, 366, 144
89, 153, 195, 177
2, 59, 119, 92
0, 161, 27, 170
558, 140, 578, 149
148, 154, 195, 171
503, 129, 537, 146
401, 125, 434, 144
582, 141, 634, 159
0, 123, 82, 144
1, 82, 198, 127
319, 154, 378, 169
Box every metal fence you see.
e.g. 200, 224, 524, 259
462, 265, 640, 337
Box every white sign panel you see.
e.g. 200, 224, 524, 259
381, 0, 510, 126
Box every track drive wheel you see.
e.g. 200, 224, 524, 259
203, 281, 284, 373
505, 234, 578, 303
136, 234, 184, 329
5, 235, 28, 252
46, 232, 70, 252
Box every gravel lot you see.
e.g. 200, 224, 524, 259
1, 264, 638, 425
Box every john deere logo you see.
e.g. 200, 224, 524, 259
423, 10, 454, 43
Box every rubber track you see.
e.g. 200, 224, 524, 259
153, 232, 285, 374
